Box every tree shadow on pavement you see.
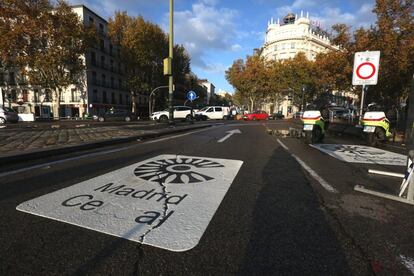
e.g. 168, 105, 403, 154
238, 147, 351, 275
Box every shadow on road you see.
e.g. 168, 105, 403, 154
239, 147, 351, 275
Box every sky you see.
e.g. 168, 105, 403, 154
66, 0, 378, 94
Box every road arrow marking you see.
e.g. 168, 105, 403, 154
218, 129, 242, 143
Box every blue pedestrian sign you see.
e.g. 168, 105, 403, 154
187, 91, 197, 102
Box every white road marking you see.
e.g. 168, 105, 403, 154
311, 144, 407, 166
0, 126, 223, 178
17, 155, 243, 252
277, 139, 290, 151
277, 139, 338, 193
400, 255, 414, 274
217, 129, 241, 143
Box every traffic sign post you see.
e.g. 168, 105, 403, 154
352, 51, 381, 122
186, 91, 197, 124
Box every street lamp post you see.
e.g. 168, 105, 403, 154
301, 86, 305, 111
148, 85, 169, 118
168, 0, 174, 125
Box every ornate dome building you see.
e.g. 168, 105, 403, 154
262, 11, 339, 61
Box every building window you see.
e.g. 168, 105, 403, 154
111, 92, 115, 104
34, 89, 39, 103
126, 95, 129, 105
101, 55, 105, 68
102, 91, 107, 103
71, 89, 80, 102
59, 89, 64, 102
274, 45, 277, 51
110, 59, 114, 71
45, 89, 51, 102
109, 44, 113, 56
91, 51, 96, 66
99, 23, 104, 33
93, 89, 98, 102
8, 72, 15, 85
89, 16, 94, 26
99, 39, 105, 52
119, 94, 123, 105
102, 74, 106, 86
291, 42, 295, 49
111, 77, 114, 88
118, 79, 122, 89
117, 48, 121, 58
92, 71, 97, 85
118, 62, 122, 74
22, 89, 28, 102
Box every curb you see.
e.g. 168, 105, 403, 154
0, 124, 212, 166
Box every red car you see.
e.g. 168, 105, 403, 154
243, 110, 269, 121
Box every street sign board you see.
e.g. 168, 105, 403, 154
352, 51, 380, 85
187, 91, 197, 102
17, 155, 243, 252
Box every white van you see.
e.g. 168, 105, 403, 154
195, 106, 230, 120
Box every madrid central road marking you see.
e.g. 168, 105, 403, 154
311, 144, 407, 166
218, 129, 242, 143
17, 155, 243, 252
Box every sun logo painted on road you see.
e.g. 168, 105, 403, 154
134, 157, 224, 184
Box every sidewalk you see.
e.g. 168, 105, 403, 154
0, 121, 213, 164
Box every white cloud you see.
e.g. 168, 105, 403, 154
273, 0, 376, 30
168, 1, 239, 70
231, 44, 242, 51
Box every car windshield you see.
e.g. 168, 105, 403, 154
199, 107, 209, 111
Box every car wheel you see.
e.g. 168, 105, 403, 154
125, 116, 131, 122
159, 115, 168, 123
185, 114, 192, 122
98, 117, 105, 122
222, 115, 227, 120
0, 117, 5, 124
253, 117, 257, 121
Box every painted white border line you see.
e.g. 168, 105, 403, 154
277, 139, 338, 193
0, 126, 223, 178
400, 255, 414, 274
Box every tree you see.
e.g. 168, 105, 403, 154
109, 13, 192, 114
226, 55, 269, 112
0, 0, 95, 119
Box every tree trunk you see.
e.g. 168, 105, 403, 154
52, 89, 60, 120
131, 91, 136, 114
249, 97, 254, 113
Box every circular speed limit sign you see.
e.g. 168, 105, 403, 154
356, 62, 376, 80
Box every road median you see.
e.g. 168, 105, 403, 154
0, 123, 212, 166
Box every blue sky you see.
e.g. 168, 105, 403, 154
66, 0, 377, 94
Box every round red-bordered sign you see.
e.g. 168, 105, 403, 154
356, 62, 376, 80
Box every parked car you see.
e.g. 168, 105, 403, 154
150, 106, 193, 122
268, 112, 285, 120
293, 111, 304, 119
194, 106, 230, 120
94, 109, 137, 122
243, 110, 269, 121
0, 107, 19, 124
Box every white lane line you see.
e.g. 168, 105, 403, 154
143, 125, 222, 144
277, 139, 290, 151
400, 255, 414, 274
0, 125, 223, 178
277, 139, 338, 193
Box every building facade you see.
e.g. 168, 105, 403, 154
198, 80, 215, 105
0, 5, 149, 119
260, 12, 340, 117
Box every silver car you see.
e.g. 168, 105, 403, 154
0, 107, 19, 124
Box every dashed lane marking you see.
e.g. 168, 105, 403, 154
277, 139, 338, 193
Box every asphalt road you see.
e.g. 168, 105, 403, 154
1, 121, 413, 275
